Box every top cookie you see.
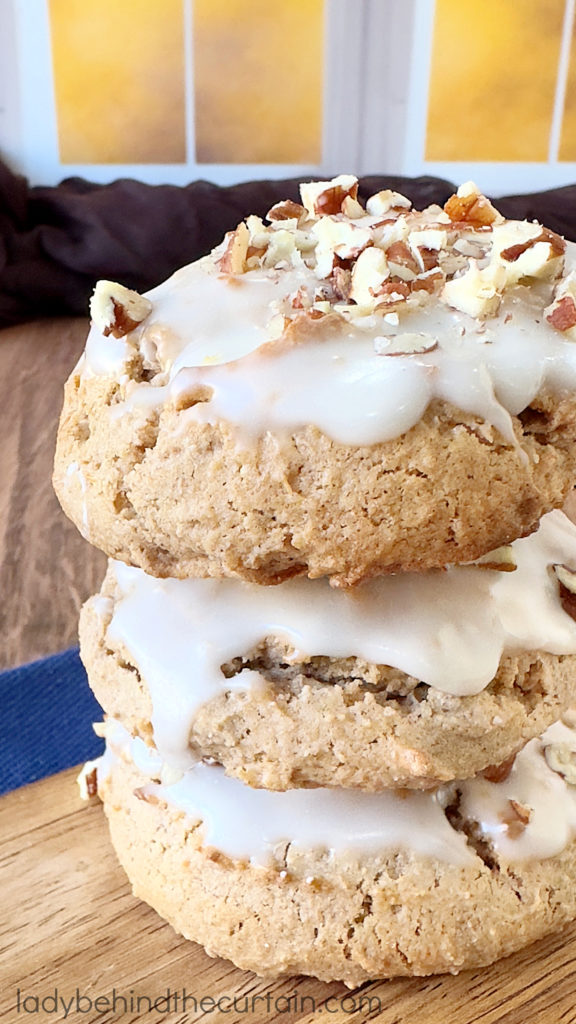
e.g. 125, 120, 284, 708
54, 177, 576, 584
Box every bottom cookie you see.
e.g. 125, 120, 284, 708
88, 717, 576, 986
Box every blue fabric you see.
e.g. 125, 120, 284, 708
0, 648, 104, 795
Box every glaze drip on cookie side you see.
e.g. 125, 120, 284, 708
80, 177, 576, 447
91, 511, 576, 770
92, 714, 576, 867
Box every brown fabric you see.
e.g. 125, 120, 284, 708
0, 159, 575, 328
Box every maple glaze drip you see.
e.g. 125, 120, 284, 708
79, 177, 576, 448
92, 512, 576, 771
98, 714, 576, 867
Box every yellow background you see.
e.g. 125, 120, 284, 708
194, 0, 323, 163
49, 0, 576, 167
49, 0, 323, 166
426, 0, 565, 162
50, 0, 186, 164
560, 18, 576, 159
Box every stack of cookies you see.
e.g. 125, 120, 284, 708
54, 177, 576, 984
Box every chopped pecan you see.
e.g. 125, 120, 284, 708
482, 752, 517, 783
501, 227, 566, 263
366, 190, 411, 216
266, 199, 307, 222
217, 222, 250, 274
444, 184, 500, 227
386, 241, 420, 277
472, 545, 517, 572
544, 741, 576, 784
331, 266, 352, 301
412, 269, 445, 294
546, 295, 576, 332
500, 798, 532, 838
84, 768, 98, 798
290, 287, 310, 309
374, 332, 438, 356
553, 563, 576, 619
300, 175, 359, 216
375, 280, 411, 303
316, 185, 358, 216
90, 281, 153, 338
349, 246, 389, 306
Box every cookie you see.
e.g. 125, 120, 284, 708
88, 714, 576, 985
54, 179, 576, 586
80, 510, 576, 790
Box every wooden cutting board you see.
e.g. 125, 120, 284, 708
1, 771, 576, 1024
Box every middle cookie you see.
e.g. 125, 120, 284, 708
81, 510, 576, 791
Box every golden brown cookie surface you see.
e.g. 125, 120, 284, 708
53, 179, 576, 584
93, 718, 576, 984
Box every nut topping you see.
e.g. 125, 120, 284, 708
500, 228, 565, 263
544, 741, 576, 784
366, 190, 412, 216
482, 751, 517, 783
472, 545, 517, 572
386, 241, 421, 280
552, 563, 576, 619
300, 174, 359, 216
331, 266, 353, 301
493, 222, 565, 284
266, 199, 307, 223
546, 274, 576, 336
76, 761, 99, 801
349, 247, 390, 307
552, 562, 576, 592
312, 217, 372, 279
444, 181, 502, 227
500, 799, 532, 838
202, 174, 576, 341
216, 222, 250, 274
374, 332, 438, 356
547, 296, 576, 331
375, 281, 411, 307
442, 261, 506, 319
90, 281, 153, 338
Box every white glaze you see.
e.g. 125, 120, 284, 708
80, 246, 576, 447
99, 716, 576, 866
460, 719, 576, 862
99, 511, 576, 770
102, 721, 473, 866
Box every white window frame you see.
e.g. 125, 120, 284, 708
2, 0, 576, 194
402, 0, 576, 195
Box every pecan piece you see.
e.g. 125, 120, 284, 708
544, 741, 576, 784
266, 199, 307, 222
444, 182, 501, 227
386, 241, 420, 278
90, 281, 152, 338
300, 175, 359, 216
501, 228, 566, 263
546, 295, 576, 332
552, 563, 576, 619
216, 222, 250, 274
482, 751, 517, 783
500, 799, 532, 838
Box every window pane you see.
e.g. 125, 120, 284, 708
426, 0, 565, 162
194, 0, 323, 164
559, 18, 576, 160
50, 0, 186, 164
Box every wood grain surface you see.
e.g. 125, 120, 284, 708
1, 768, 576, 1024
0, 318, 105, 670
